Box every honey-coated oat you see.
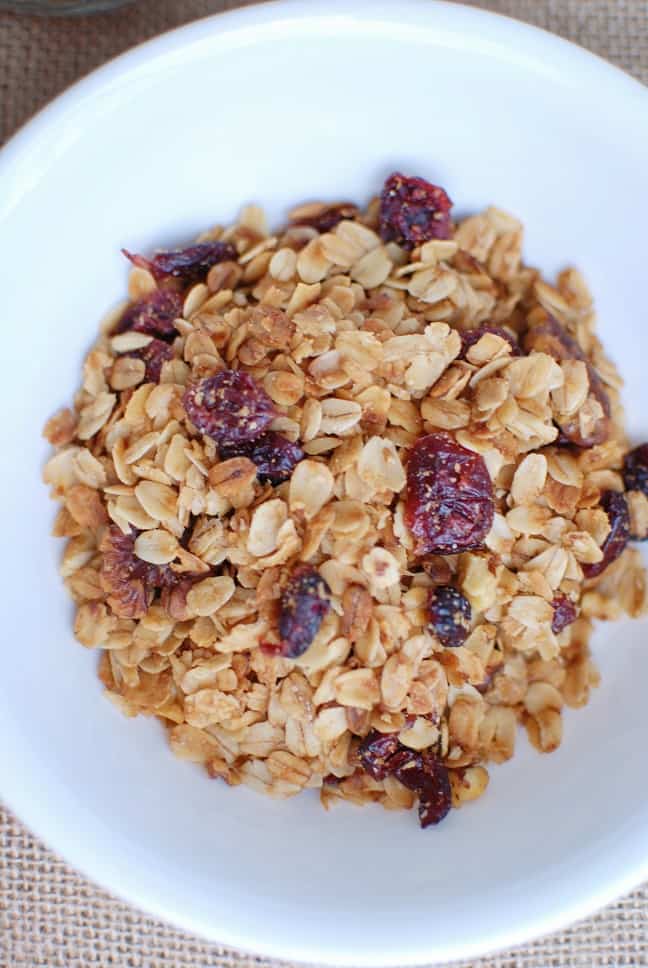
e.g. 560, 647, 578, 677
43, 173, 648, 827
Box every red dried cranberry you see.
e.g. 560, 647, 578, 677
291, 202, 359, 233
523, 313, 583, 361
278, 564, 331, 659
395, 753, 452, 828
460, 325, 522, 359
183, 370, 275, 445
582, 490, 630, 579
219, 431, 304, 485
123, 241, 237, 285
357, 730, 403, 781
100, 526, 181, 619
379, 172, 452, 249
523, 314, 610, 448
115, 290, 183, 341
358, 731, 451, 828
623, 444, 648, 497
116, 527, 180, 588
323, 773, 342, 786
405, 432, 494, 555
427, 585, 472, 648
551, 594, 578, 634
128, 338, 173, 383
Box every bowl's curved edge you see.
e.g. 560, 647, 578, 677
1, 0, 645, 180
1, 2, 648, 964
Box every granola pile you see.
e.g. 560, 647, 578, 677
43, 173, 648, 828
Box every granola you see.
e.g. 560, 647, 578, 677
43, 173, 648, 828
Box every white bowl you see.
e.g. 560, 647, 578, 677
2, 2, 648, 963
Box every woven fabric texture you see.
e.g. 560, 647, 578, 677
1, 1, 647, 965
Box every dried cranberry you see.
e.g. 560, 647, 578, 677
358, 730, 451, 828
427, 585, 472, 648
523, 313, 582, 361
323, 773, 342, 786
183, 370, 276, 445
291, 202, 359, 233
128, 338, 173, 383
100, 526, 180, 619
405, 432, 494, 555
115, 290, 183, 341
379, 172, 452, 249
460, 325, 522, 359
395, 753, 452, 828
357, 730, 403, 781
551, 594, 578, 634
219, 431, 304, 485
523, 314, 610, 448
582, 490, 630, 579
278, 564, 331, 659
123, 241, 237, 285
623, 444, 648, 497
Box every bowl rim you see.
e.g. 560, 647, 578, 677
2, 0, 645, 178
1, 1, 648, 963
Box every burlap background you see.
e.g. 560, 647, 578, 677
1, 2, 647, 965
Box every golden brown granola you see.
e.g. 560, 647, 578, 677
43, 174, 648, 828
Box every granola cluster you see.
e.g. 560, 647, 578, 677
43, 174, 648, 828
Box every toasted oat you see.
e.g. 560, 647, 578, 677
43, 173, 646, 831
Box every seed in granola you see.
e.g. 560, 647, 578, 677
623, 444, 648, 498
460, 325, 521, 359
278, 564, 331, 659
183, 370, 275, 445
582, 490, 630, 579
127, 337, 173, 383
219, 431, 304, 485
523, 313, 610, 447
551, 594, 578, 634
290, 202, 359, 233
427, 585, 472, 648
379, 172, 452, 248
115, 289, 183, 340
123, 241, 238, 285
405, 432, 494, 555
358, 730, 451, 828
